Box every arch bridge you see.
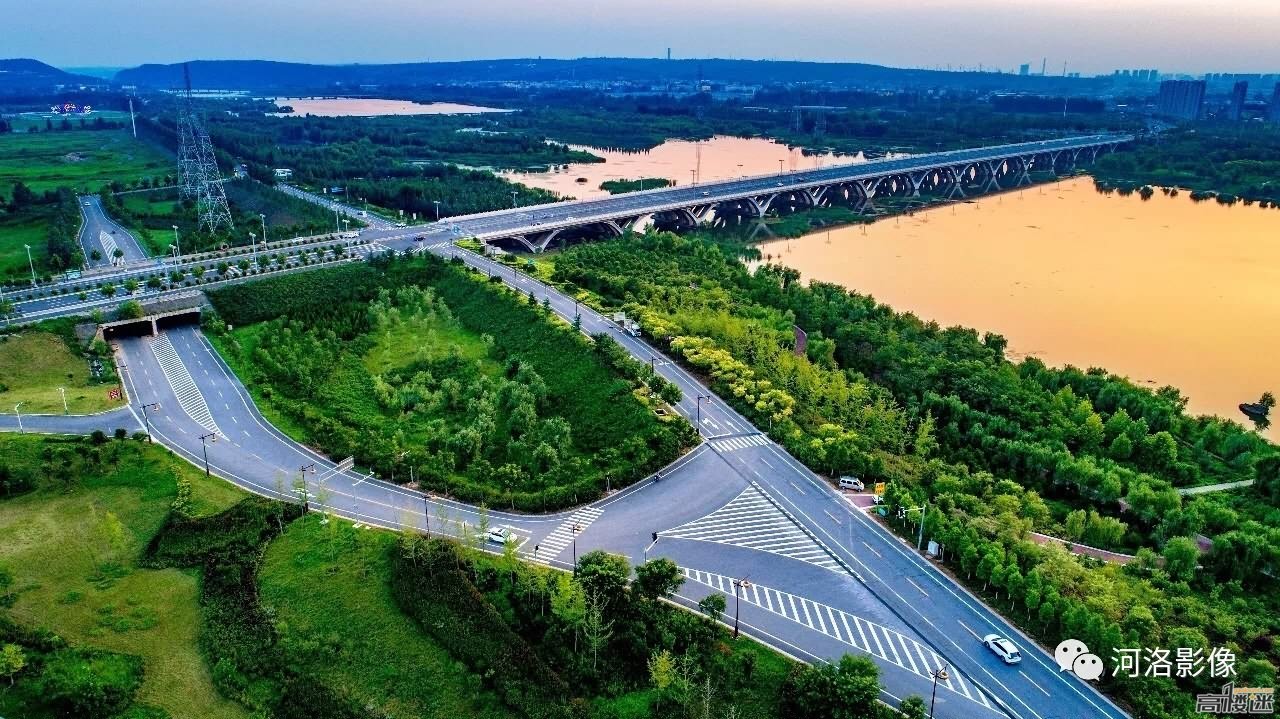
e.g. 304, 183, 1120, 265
464, 133, 1132, 253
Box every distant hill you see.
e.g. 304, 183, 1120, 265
113, 57, 1107, 94
0, 58, 106, 93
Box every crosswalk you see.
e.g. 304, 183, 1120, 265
151, 334, 220, 434
660, 484, 842, 572
98, 231, 119, 262
681, 568, 990, 709
709, 433, 769, 453
530, 505, 604, 565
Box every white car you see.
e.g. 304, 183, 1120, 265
982, 634, 1022, 664
486, 527, 513, 545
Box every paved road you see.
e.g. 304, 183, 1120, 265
276, 184, 398, 230
78, 195, 148, 267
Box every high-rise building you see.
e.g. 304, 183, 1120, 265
1227, 80, 1248, 121
1269, 83, 1280, 123
1019, 63, 1030, 76
1157, 80, 1206, 121
1149, 69, 1159, 82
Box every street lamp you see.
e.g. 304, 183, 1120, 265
696, 394, 709, 427
199, 432, 217, 476
732, 576, 751, 638
511, 190, 518, 208
23, 245, 36, 285
248, 232, 257, 265
690, 169, 696, 186
13, 402, 24, 434
171, 225, 180, 256
259, 213, 267, 245
929, 665, 950, 718
778, 159, 785, 174
58, 386, 68, 415
433, 200, 441, 221
571, 522, 582, 569
139, 401, 159, 442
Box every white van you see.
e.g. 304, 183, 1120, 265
838, 476, 864, 491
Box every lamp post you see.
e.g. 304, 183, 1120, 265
696, 394, 709, 427
199, 432, 217, 476
58, 386, 68, 414
510, 190, 518, 208
432, 200, 441, 221
13, 402, 24, 434
248, 231, 257, 266
139, 401, 159, 442
732, 576, 751, 638
571, 522, 582, 569
299, 463, 316, 512
23, 245, 36, 285
690, 169, 696, 186
929, 665, 950, 718
171, 225, 180, 256
259, 213, 267, 245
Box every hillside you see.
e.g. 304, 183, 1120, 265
0, 58, 104, 92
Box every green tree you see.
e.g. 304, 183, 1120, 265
899, 695, 927, 719
550, 573, 586, 651
117, 300, 144, 320
1161, 536, 1200, 583
698, 592, 726, 622
779, 654, 880, 719
0, 643, 24, 685
634, 558, 684, 602
575, 550, 631, 605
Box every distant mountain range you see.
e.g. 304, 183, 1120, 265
0, 58, 105, 92
112, 57, 1105, 93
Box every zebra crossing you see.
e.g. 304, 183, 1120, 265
151, 334, 220, 434
709, 433, 769, 453
98, 231, 119, 261
681, 568, 991, 710
530, 505, 603, 565
659, 484, 842, 571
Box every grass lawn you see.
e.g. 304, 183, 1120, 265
363, 302, 499, 375
0, 434, 248, 719
0, 330, 124, 414
0, 208, 53, 282
259, 516, 511, 719
0, 129, 171, 198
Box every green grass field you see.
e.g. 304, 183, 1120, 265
0, 209, 53, 282
259, 516, 511, 719
0, 331, 124, 414
362, 303, 499, 375
0, 434, 248, 719
0, 129, 171, 198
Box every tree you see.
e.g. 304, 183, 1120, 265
698, 592, 726, 622
582, 589, 614, 674
779, 654, 880, 719
634, 558, 684, 602
899, 695, 927, 719
117, 300, 144, 320
1162, 536, 1200, 583
575, 550, 630, 605
1064, 509, 1087, 541
550, 573, 586, 651
0, 643, 25, 686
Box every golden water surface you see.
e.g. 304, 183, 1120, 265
503, 135, 873, 199
753, 176, 1280, 439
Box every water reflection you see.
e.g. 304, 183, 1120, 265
751, 176, 1280, 439
502, 135, 877, 200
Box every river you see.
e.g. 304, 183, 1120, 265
268, 97, 511, 117
502, 135, 881, 200
752, 176, 1280, 439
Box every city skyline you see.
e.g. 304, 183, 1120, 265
7, 0, 1280, 76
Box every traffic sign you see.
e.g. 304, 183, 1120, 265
874, 482, 886, 496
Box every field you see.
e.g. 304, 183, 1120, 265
0, 330, 124, 414
259, 517, 511, 719
0, 128, 171, 198
0, 434, 248, 719
0, 209, 52, 283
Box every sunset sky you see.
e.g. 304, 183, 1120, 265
8, 0, 1280, 74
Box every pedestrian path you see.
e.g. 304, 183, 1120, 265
660, 485, 842, 572
709, 433, 769, 453
151, 334, 220, 434
530, 505, 604, 565
98, 231, 119, 262
681, 568, 990, 710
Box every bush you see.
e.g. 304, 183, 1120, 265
37, 648, 143, 719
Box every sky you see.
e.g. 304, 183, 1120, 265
7, 0, 1280, 76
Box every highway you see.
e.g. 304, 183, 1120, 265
78, 195, 149, 268
0, 133, 1137, 717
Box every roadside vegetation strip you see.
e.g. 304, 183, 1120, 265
0, 433, 248, 719
546, 230, 1280, 718
0, 326, 123, 414
204, 254, 696, 511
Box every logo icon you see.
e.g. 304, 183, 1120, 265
1055, 639, 1090, 673
1073, 653, 1105, 681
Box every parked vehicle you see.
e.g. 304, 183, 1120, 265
486, 527, 512, 545
838, 476, 864, 491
